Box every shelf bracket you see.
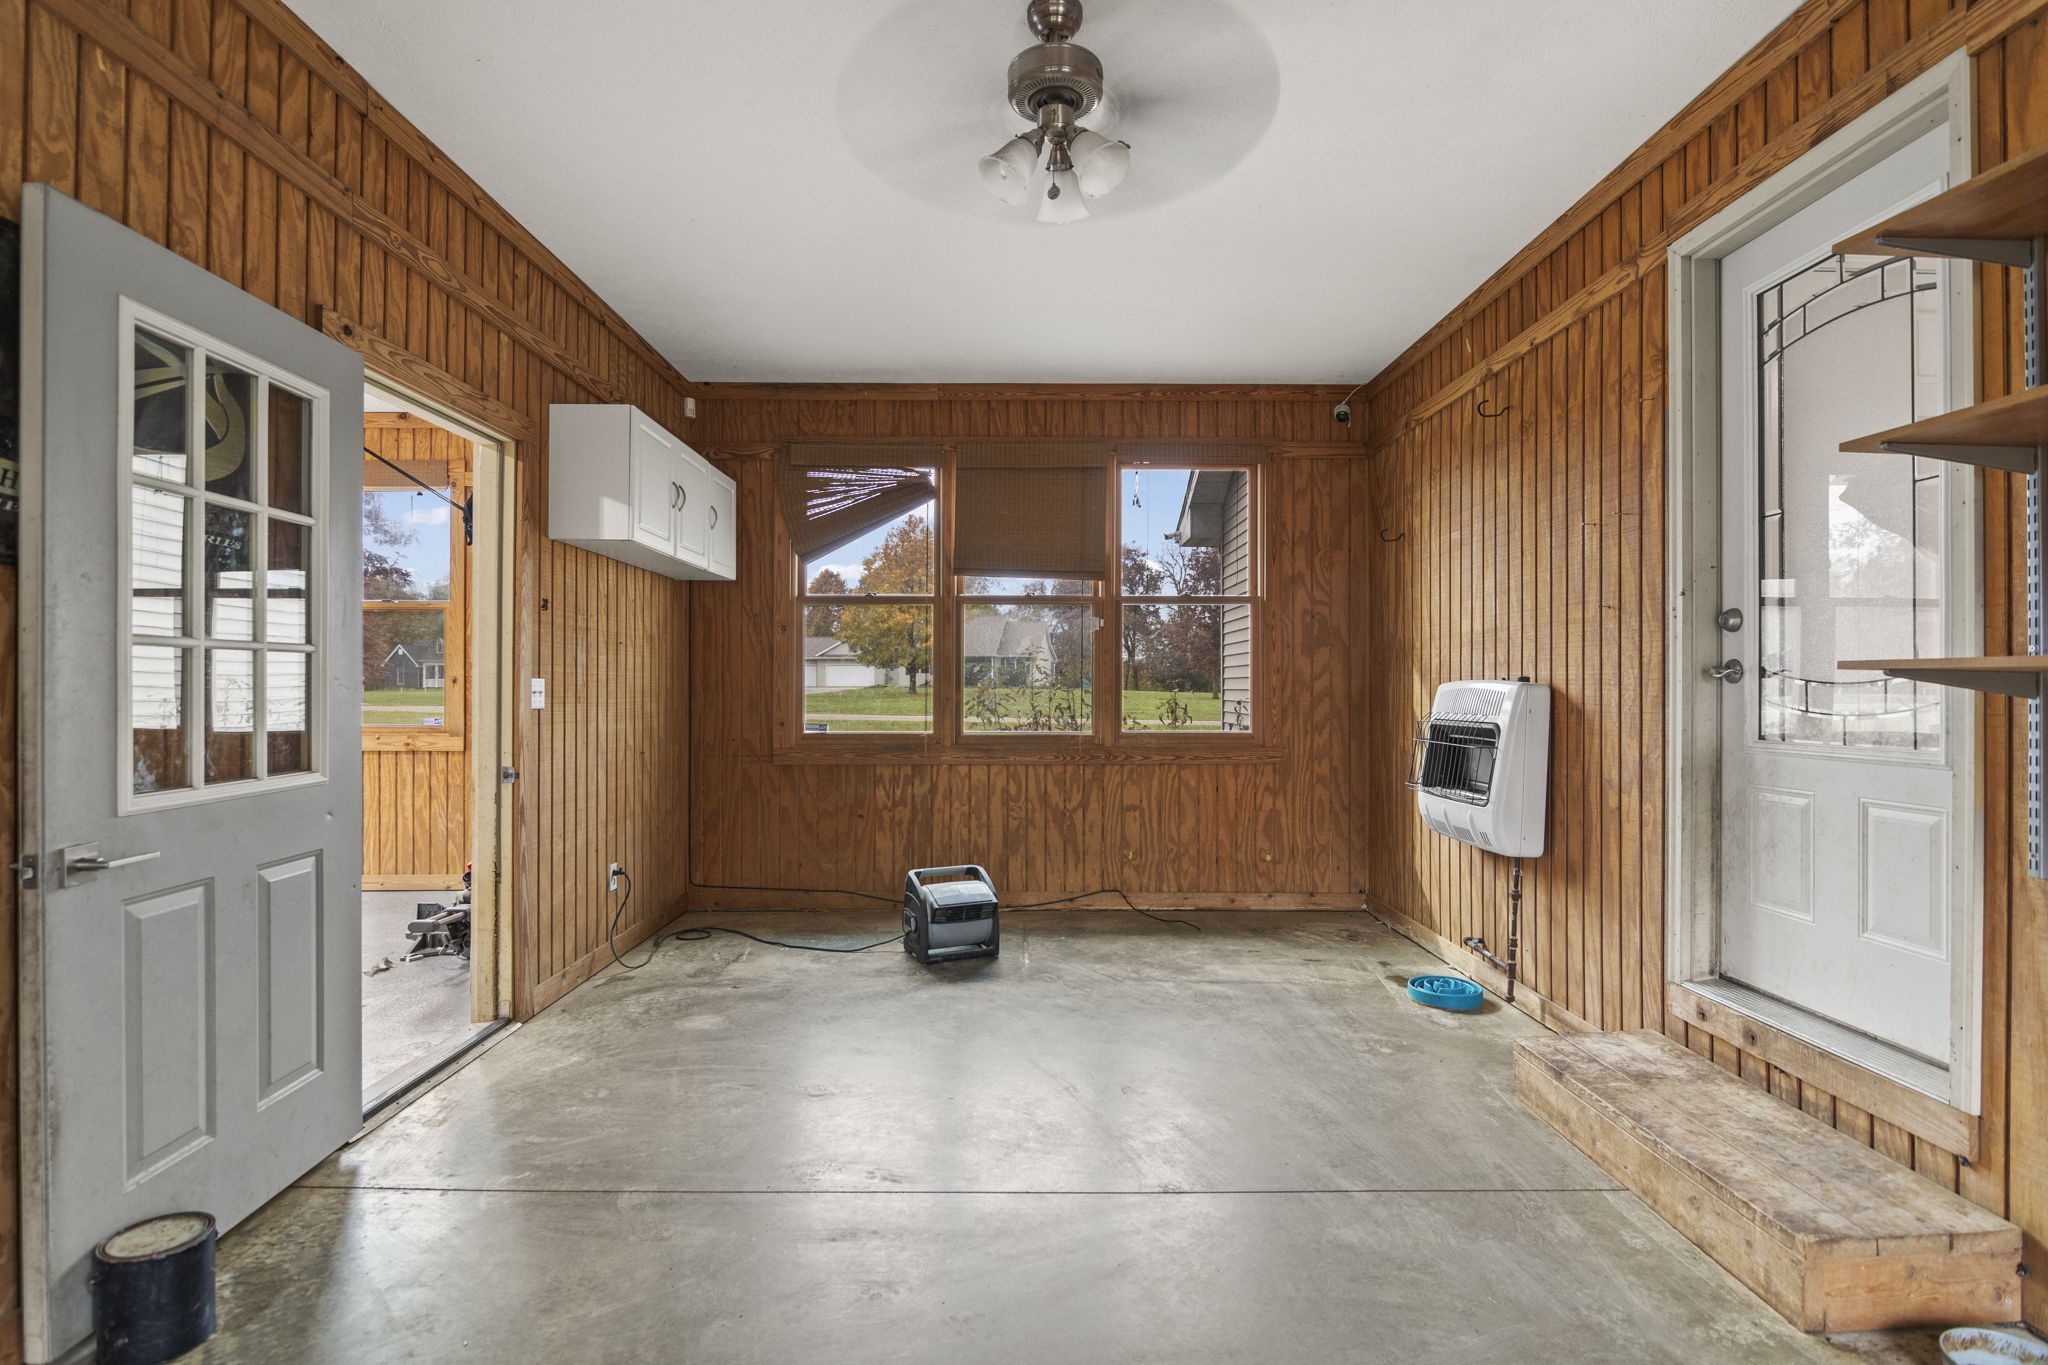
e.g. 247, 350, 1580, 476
1874, 234, 2039, 269
1869, 667, 2044, 700
1878, 440, 2042, 475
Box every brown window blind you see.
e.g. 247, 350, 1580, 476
363, 455, 451, 489
779, 444, 939, 561
953, 442, 1113, 581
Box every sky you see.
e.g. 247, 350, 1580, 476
805, 469, 1197, 590
365, 487, 454, 594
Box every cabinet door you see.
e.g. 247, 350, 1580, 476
672, 452, 710, 564
629, 415, 679, 555
706, 474, 736, 579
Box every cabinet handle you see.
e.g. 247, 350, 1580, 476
678, 485, 689, 507
669, 482, 680, 509
709, 506, 719, 528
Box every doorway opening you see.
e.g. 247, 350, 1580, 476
358, 380, 515, 1108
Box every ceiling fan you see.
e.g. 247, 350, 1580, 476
977, 0, 1132, 224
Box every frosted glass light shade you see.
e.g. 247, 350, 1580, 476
1037, 169, 1089, 224
1070, 129, 1130, 198
978, 136, 1040, 206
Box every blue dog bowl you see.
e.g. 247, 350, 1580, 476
1407, 975, 1485, 1012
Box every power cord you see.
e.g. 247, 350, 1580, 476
605, 882, 1201, 973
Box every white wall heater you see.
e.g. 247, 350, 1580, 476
1409, 679, 1552, 858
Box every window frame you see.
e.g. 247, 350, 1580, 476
119, 300, 331, 814
361, 426, 470, 754
785, 444, 1266, 758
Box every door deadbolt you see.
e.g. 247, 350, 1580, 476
1716, 607, 1744, 633
1706, 658, 1745, 684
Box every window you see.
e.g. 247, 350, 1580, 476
125, 308, 325, 804
788, 444, 1260, 746
362, 423, 468, 742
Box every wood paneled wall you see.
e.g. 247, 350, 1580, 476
1359, 0, 2048, 1328
689, 387, 1370, 910
0, 1, 702, 1355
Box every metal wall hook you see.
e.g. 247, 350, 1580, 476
1379, 528, 1405, 543
1476, 398, 1510, 419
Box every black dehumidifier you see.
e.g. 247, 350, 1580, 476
902, 865, 1000, 964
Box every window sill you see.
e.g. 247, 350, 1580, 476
771, 740, 1284, 766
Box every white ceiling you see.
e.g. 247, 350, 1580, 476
290, 0, 1803, 385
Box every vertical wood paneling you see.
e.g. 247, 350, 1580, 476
689, 391, 1366, 911
0, 3, 702, 1355
1362, 0, 2048, 1334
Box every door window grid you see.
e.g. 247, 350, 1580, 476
126, 314, 323, 802
1753, 253, 1945, 753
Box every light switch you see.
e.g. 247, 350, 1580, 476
530, 678, 547, 709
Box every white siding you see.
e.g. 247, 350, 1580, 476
1220, 472, 1253, 731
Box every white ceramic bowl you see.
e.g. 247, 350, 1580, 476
1941, 1327, 2048, 1365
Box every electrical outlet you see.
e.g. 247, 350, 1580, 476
608, 862, 624, 892
530, 678, 547, 709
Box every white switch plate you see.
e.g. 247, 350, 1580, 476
530, 678, 546, 709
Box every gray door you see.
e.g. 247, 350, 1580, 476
18, 185, 364, 1361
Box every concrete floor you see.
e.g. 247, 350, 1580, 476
360, 889, 474, 1103
183, 911, 1958, 1364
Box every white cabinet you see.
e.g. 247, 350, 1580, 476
549, 403, 736, 582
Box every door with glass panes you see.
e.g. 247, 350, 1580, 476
19, 185, 363, 1361
1714, 125, 1969, 1066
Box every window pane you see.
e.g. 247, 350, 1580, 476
803, 604, 932, 734
962, 603, 1093, 734
206, 648, 257, 783
364, 609, 448, 728
131, 486, 187, 637
132, 645, 190, 794
363, 488, 453, 603
1120, 468, 1252, 596
961, 576, 1097, 597
133, 330, 190, 482
204, 360, 256, 501
268, 386, 311, 515
800, 500, 933, 597
1119, 603, 1251, 733
205, 504, 255, 640
267, 520, 310, 643
267, 652, 312, 775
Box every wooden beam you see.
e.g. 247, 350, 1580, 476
322, 308, 537, 443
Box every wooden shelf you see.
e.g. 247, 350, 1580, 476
1840, 383, 2048, 474
1835, 141, 2048, 266
1839, 656, 2048, 699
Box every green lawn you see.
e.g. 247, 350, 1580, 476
803, 685, 1228, 730
365, 687, 446, 708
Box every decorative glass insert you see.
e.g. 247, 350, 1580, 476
125, 312, 323, 799
1755, 254, 1945, 752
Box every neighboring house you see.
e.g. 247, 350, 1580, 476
385, 639, 446, 690
804, 636, 893, 689
961, 614, 1054, 687
1169, 469, 1254, 731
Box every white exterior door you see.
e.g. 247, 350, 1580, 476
1714, 126, 1969, 1065
19, 186, 364, 1360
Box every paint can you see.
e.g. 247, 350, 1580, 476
90, 1212, 218, 1365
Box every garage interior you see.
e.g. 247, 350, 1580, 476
5, 0, 2048, 1362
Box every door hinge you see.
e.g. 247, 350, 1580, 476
10, 855, 36, 890
501, 767, 519, 784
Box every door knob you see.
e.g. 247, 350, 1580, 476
1716, 607, 1744, 632
1706, 659, 1745, 684
59, 842, 162, 887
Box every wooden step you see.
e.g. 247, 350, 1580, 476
1515, 1029, 2020, 1332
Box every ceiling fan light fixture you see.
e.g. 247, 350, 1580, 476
1038, 168, 1089, 225
1068, 128, 1130, 198
979, 133, 1043, 207
979, 0, 1128, 221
